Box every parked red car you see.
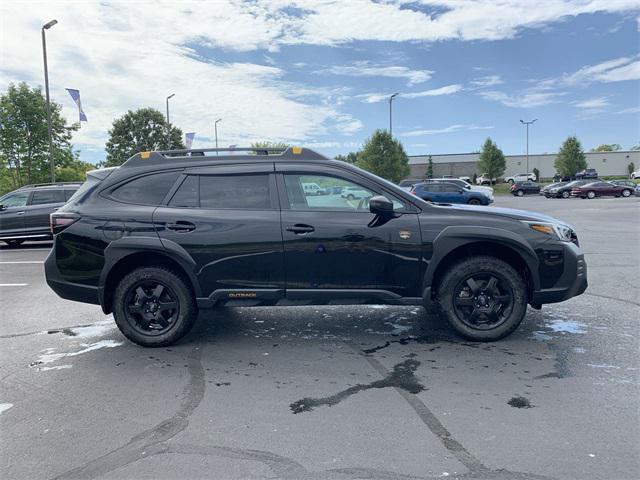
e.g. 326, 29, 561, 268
570, 181, 634, 199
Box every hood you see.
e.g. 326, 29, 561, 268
443, 203, 569, 225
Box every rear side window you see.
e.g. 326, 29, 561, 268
200, 174, 270, 209
31, 189, 65, 205
111, 171, 181, 205
64, 189, 78, 201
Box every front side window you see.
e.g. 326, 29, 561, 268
199, 174, 271, 209
0, 192, 29, 208
31, 189, 65, 205
284, 174, 404, 211
111, 171, 181, 205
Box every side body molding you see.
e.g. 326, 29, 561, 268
423, 225, 541, 291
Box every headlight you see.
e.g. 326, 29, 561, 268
522, 221, 575, 242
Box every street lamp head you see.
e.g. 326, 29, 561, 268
167, 93, 175, 100
390, 92, 399, 100
43, 19, 58, 30
532, 118, 538, 123
215, 118, 222, 124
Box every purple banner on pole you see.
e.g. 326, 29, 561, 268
185, 132, 195, 149
65, 88, 87, 122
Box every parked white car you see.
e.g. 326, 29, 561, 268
631, 169, 640, 179
302, 182, 324, 196
476, 173, 496, 185
505, 172, 537, 183
340, 186, 370, 200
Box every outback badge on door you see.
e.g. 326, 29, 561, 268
398, 230, 412, 240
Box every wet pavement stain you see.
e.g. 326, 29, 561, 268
290, 359, 425, 414
508, 395, 533, 408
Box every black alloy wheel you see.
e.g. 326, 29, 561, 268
452, 274, 513, 330
124, 280, 179, 336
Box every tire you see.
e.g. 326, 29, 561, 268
4, 239, 25, 247
437, 256, 527, 341
516, 190, 524, 197
508, 179, 514, 184
467, 198, 481, 205
622, 189, 631, 197
113, 266, 197, 347
586, 191, 596, 199
561, 191, 570, 199
347, 194, 355, 200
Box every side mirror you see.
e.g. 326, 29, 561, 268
458, 189, 464, 193
369, 195, 394, 216
0, 204, 5, 211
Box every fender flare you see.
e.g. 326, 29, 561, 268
98, 236, 201, 308
422, 225, 540, 293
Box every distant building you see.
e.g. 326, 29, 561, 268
408, 150, 639, 180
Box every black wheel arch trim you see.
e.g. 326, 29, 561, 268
422, 225, 540, 294
98, 236, 201, 312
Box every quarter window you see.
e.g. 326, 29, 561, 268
111, 171, 181, 205
199, 174, 271, 209
31, 189, 65, 205
168, 175, 199, 208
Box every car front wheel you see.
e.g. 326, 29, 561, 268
561, 191, 570, 199
516, 190, 524, 197
113, 267, 197, 347
587, 191, 596, 199
467, 198, 481, 205
437, 256, 527, 341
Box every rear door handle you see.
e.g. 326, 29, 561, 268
286, 224, 315, 234
16, 211, 25, 215
166, 221, 196, 233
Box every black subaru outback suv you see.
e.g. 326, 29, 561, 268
45, 147, 587, 347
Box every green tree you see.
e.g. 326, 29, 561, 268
251, 141, 290, 154
356, 130, 410, 183
590, 143, 621, 152
554, 136, 587, 178
533, 167, 540, 182
476, 138, 506, 181
628, 162, 635, 176
426, 155, 434, 178
105, 108, 184, 166
0, 82, 79, 191
335, 152, 359, 164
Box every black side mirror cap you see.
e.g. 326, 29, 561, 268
369, 195, 394, 216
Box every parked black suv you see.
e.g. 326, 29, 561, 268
0, 182, 81, 246
45, 147, 587, 347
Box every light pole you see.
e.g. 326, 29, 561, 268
520, 119, 537, 173
214, 118, 222, 153
166, 94, 175, 146
42, 19, 58, 183
389, 92, 399, 136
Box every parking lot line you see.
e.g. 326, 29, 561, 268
0, 261, 44, 264
0, 284, 29, 287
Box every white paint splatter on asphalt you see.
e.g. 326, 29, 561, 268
0, 403, 13, 415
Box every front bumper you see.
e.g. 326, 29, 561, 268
531, 241, 587, 305
45, 243, 100, 305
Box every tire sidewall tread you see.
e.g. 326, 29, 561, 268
113, 266, 197, 347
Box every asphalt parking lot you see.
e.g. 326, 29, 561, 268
1, 195, 638, 480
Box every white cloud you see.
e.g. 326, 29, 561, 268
401, 124, 494, 137
617, 106, 640, 114
478, 88, 565, 108
319, 62, 433, 86
573, 97, 610, 109
0, 1, 362, 159
357, 84, 462, 103
562, 56, 640, 84
469, 75, 504, 88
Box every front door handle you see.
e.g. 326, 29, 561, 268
286, 224, 315, 234
16, 211, 25, 216
166, 221, 196, 233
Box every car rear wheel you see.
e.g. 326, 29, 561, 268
467, 198, 481, 205
587, 191, 596, 199
508, 179, 514, 184
516, 190, 524, 197
347, 194, 355, 200
622, 189, 631, 197
3, 239, 25, 247
113, 267, 197, 347
561, 191, 570, 199
437, 256, 527, 341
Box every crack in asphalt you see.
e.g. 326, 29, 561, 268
51, 346, 205, 480
584, 292, 640, 308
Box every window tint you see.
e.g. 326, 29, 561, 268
31, 189, 65, 205
423, 184, 441, 192
200, 174, 270, 209
111, 171, 181, 205
441, 184, 459, 192
169, 175, 199, 208
0, 192, 29, 208
284, 174, 404, 211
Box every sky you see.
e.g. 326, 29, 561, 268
0, 0, 638, 164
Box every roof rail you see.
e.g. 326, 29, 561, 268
18, 181, 84, 189
121, 146, 328, 168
